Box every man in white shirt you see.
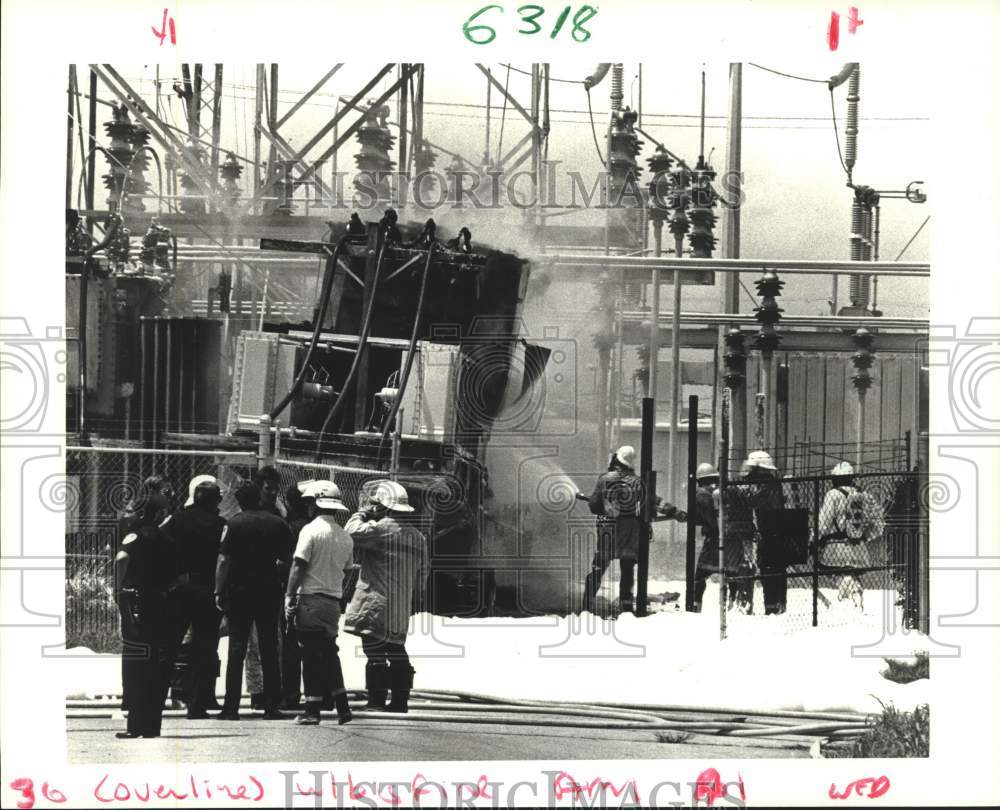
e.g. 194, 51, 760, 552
284, 481, 354, 726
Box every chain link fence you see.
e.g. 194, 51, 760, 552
714, 470, 927, 634
65, 445, 258, 652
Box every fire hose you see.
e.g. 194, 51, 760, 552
67, 689, 869, 742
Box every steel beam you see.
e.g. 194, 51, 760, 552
475, 63, 534, 126
543, 254, 929, 277
274, 64, 343, 130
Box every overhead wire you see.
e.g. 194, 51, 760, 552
829, 90, 851, 178
584, 87, 606, 165
495, 64, 511, 167
894, 216, 930, 261
747, 62, 829, 84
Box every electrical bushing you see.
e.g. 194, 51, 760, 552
608, 107, 642, 206
413, 141, 438, 200
723, 327, 747, 388
754, 270, 785, 354
102, 103, 148, 213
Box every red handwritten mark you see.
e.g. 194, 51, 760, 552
10, 779, 36, 810
829, 775, 891, 800
828, 11, 841, 50
692, 768, 745, 807
552, 772, 639, 804
42, 783, 67, 804
152, 8, 176, 46
847, 6, 864, 33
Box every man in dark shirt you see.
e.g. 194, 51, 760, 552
215, 483, 294, 719
159, 475, 228, 718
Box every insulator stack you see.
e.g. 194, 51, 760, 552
274, 160, 297, 215
354, 103, 396, 207
102, 103, 148, 213
688, 158, 718, 258
850, 327, 875, 393
178, 144, 208, 215
413, 141, 438, 201
723, 327, 747, 388
844, 65, 860, 175
668, 165, 691, 242
219, 152, 243, 207
646, 146, 673, 224
610, 63, 624, 112
753, 270, 785, 355
849, 186, 878, 308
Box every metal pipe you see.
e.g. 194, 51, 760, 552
723, 63, 742, 314
718, 387, 730, 640
544, 255, 929, 276
667, 233, 683, 512
86, 69, 97, 231
254, 65, 263, 213
685, 395, 698, 611
66, 67, 76, 208
637, 397, 655, 617
648, 222, 663, 401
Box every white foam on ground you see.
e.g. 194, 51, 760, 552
64, 582, 929, 716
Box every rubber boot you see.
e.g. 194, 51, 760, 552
364, 662, 390, 711
334, 692, 353, 725
386, 664, 415, 714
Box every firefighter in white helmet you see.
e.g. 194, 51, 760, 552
690, 463, 722, 612
818, 461, 885, 609
344, 480, 429, 713
582, 446, 685, 615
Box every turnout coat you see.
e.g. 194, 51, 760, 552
343, 513, 429, 644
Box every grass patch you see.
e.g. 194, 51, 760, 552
824, 702, 929, 758
66, 556, 122, 654
882, 651, 929, 684
655, 731, 693, 744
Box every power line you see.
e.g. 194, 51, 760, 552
747, 63, 829, 84
584, 88, 606, 165
829, 89, 851, 178
497, 62, 582, 85
894, 216, 930, 261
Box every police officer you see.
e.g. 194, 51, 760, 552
159, 475, 228, 718
114, 480, 180, 739
215, 484, 294, 720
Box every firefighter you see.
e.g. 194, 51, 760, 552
159, 475, 228, 718
690, 463, 726, 612
215, 483, 293, 720
284, 481, 355, 726
345, 480, 429, 714
583, 446, 685, 615
730, 451, 787, 614
114, 480, 180, 738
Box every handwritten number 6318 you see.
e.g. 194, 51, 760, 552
463, 5, 598, 44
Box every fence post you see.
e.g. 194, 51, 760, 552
636, 397, 655, 618
812, 477, 820, 628
685, 395, 698, 612
718, 387, 730, 641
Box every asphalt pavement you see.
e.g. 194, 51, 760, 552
67, 711, 809, 763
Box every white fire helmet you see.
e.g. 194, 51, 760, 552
614, 446, 636, 469
696, 462, 719, 481
745, 450, 777, 471
831, 461, 855, 477
365, 479, 415, 513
